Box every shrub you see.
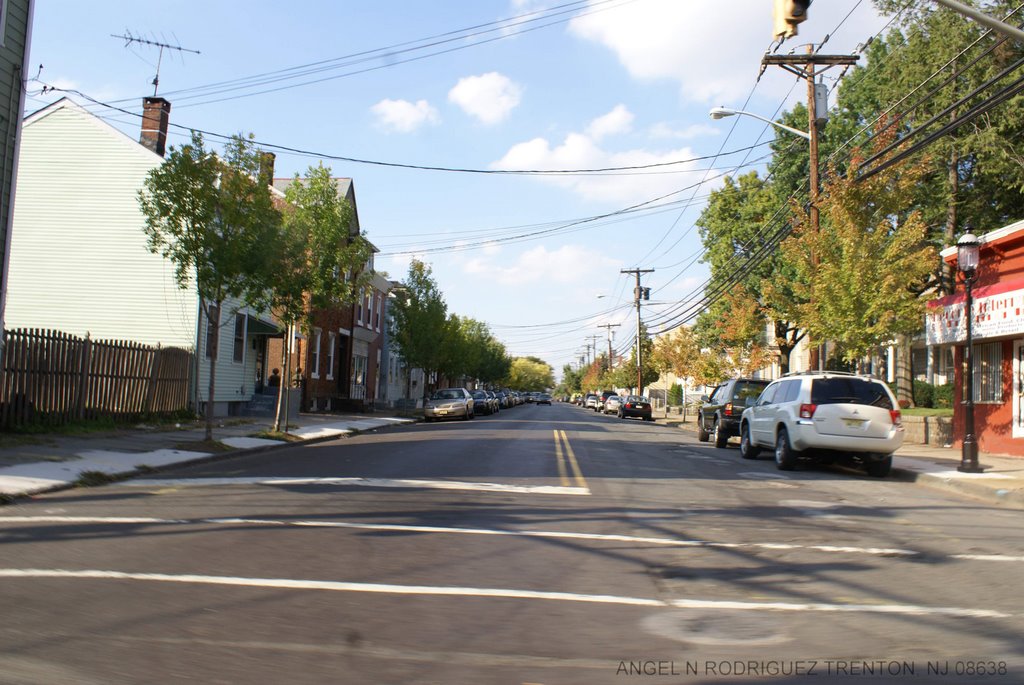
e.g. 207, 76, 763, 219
913, 380, 935, 408
668, 383, 683, 405
933, 382, 954, 408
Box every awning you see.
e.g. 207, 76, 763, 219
247, 315, 282, 336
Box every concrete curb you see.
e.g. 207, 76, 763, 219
654, 415, 1024, 509
0, 418, 417, 505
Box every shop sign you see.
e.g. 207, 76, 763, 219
926, 279, 1024, 345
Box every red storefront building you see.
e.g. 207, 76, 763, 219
927, 218, 1024, 457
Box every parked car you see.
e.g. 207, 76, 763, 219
536, 393, 553, 405
485, 390, 501, 413
602, 395, 623, 414
470, 390, 494, 415
595, 390, 616, 412
619, 395, 653, 421
583, 394, 599, 410
698, 378, 771, 448
738, 371, 904, 477
424, 388, 474, 422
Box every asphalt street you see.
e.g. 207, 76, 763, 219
1, 402, 1022, 684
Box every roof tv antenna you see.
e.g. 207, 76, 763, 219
112, 31, 200, 96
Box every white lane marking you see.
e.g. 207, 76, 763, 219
0, 569, 1007, 619
953, 553, 1024, 562
118, 476, 591, 496
0, 516, 927, 559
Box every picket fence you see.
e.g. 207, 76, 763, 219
0, 328, 193, 428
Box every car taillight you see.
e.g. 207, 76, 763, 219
724, 402, 734, 416
799, 403, 817, 419
890, 409, 902, 426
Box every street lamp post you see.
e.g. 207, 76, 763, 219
957, 233, 984, 473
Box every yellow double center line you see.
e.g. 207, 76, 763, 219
553, 429, 587, 489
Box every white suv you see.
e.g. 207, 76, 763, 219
738, 372, 904, 477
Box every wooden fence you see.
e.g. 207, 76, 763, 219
0, 328, 193, 428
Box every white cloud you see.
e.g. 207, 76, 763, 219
464, 244, 618, 286
492, 128, 707, 206
569, 0, 889, 104
448, 72, 523, 124
370, 98, 440, 133
586, 104, 634, 140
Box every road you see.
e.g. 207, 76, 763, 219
1, 402, 1022, 684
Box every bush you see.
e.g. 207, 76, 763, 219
668, 383, 683, 405
913, 380, 935, 408
933, 382, 954, 408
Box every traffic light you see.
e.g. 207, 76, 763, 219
773, 0, 811, 40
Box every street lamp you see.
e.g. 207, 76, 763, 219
957, 233, 984, 473
709, 106, 811, 140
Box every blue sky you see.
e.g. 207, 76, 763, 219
27, 0, 891, 375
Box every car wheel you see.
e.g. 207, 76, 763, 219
713, 419, 728, 448
617, 409, 624, 419
774, 428, 797, 471
697, 417, 710, 442
643, 415, 653, 422
865, 454, 893, 478
740, 423, 760, 459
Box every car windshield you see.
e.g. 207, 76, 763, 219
431, 389, 465, 401
811, 378, 893, 409
471, 391, 487, 399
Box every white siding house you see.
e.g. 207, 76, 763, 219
5, 97, 279, 415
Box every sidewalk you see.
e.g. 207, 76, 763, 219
659, 414, 1024, 509
0, 412, 416, 500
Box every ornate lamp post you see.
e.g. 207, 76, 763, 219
957, 233, 984, 473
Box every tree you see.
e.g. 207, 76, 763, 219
390, 260, 450, 401
269, 164, 374, 431
506, 356, 554, 391
770, 123, 937, 368
696, 170, 805, 372
139, 132, 280, 441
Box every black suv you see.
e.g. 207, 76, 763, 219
698, 378, 771, 448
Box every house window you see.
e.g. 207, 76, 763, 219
311, 328, 322, 379
356, 293, 363, 325
375, 295, 382, 331
205, 304, 220, 359
327, 332, 336, 380
233, 313, 246, 364
969, 342, 1003, 404
364, 290, 372, 327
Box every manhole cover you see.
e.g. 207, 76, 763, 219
641, 610, 791, 646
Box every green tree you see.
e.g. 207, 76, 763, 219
506, 356, 554, 391
269, 164, 374, 431
138, 132, 281, 441
772, 125, 936, 368
696, 170, 805, 371
390, 260, 450, 401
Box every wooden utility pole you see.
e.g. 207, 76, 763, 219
621, 268, 654, 395
761, 50, 858, 371
598, 323, 620, 372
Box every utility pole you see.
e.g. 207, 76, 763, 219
585, 335, 601, 370
113, 31, 201, 96
621, 268, 654, 395
598, 323, 620, 372
761, 50, 857, 371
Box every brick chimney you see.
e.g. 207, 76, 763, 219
258, 151, 276, 188
140, 97, 171, 157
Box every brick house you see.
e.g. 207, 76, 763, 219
926, 218, 1024, 457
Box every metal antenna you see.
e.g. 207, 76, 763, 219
112, 31, 200, 96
